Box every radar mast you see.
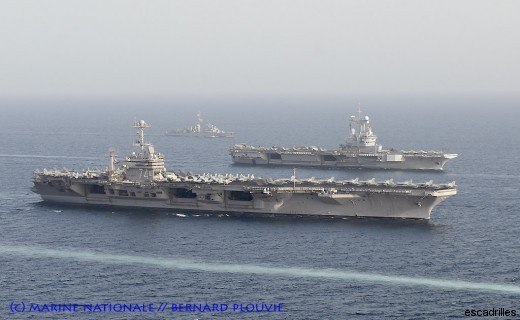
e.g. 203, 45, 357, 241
134, 120, 151, 157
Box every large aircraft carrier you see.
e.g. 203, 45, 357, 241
32, 120, 456, 219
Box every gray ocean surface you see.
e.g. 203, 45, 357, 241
1, 94, 519, 319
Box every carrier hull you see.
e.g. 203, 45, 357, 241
32, 176, 456, 219
231, 148, 458, 170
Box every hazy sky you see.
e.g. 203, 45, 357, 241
0, 0, 518, 97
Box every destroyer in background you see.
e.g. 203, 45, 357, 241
32, 120, 456, 219
166, 112, 234, 138
231, 109, 458, 170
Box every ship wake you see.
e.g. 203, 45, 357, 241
1, 244, 519, 295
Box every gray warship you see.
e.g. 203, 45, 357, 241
166, 112, 234, 138
32, 120, 456, 219
231, 109, 458, 170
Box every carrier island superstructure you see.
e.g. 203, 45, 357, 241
32, 120, 457, 219
231, 109, 458, 170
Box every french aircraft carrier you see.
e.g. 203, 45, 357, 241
231, 109, 458, 170
32, 120, 456, 219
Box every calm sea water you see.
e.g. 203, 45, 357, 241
1, 95, 520, 319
